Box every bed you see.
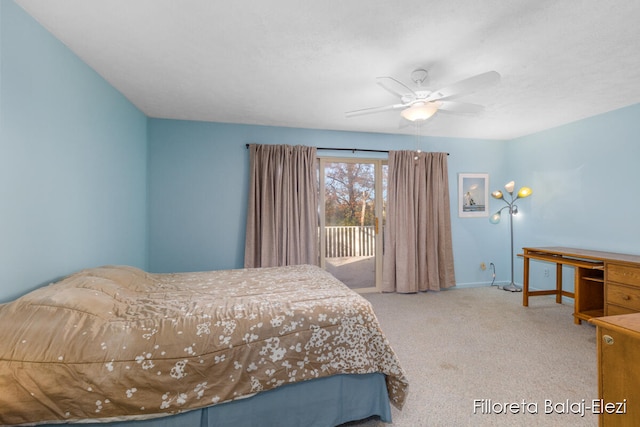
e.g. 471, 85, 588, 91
0, 264, 408, 426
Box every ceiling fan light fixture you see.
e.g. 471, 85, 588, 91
400, 102, 439, 122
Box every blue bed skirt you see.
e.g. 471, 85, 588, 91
40, 373, 391, 427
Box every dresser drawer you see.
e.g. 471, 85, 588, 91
608, 263, 640, 286
607, 283, 640, 312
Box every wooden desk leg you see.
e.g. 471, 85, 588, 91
556, 264, 563, 304
573, 268, 581, 325
523, 254, 530, 307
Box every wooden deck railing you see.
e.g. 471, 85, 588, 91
324, 226, 375, 257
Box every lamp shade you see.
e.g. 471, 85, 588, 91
491, 190, 504, 200
504, 181, 515, 193
490, 212, 501, 224
400, 102, 438, 121
517, 186, 532, 198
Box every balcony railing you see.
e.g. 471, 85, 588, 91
324, 226, 375, 258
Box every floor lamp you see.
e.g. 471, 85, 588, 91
489, 181, 532, 292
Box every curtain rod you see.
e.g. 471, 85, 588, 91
244, 144, 449, 155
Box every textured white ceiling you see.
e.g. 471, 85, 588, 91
15, 0, 640, 140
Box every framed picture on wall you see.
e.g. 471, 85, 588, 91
458, 173, 489, 217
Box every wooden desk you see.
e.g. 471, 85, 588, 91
521, 247, 640, 325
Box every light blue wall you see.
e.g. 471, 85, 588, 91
147, 118, 505, 287
147, 104, 640, 291
0, 1, 148, 302
506, 103, 640, 293
5, 0, 640, 300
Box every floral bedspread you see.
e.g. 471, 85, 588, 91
0, 264, 408, 425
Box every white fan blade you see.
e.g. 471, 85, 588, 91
376, 76, 416, 98
425, 71, 500, 102
437, 100, 485, 115
345, 103, 408, 118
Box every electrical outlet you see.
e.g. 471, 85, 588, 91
544, 268, 549, 277
480, 262, 486, 271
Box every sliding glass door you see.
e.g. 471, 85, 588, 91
319, 158, 387, 292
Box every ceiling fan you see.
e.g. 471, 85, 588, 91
345, 68, 500, 122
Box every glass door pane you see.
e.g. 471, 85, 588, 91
320, 159, 383, 291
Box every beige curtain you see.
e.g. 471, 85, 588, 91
382, 151, 456, 292
244, 144, 319, 268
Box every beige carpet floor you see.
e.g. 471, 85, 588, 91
352, 287, 599, 427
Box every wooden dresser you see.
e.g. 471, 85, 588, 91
521, 247, 640, 324
590, 314, 640, 426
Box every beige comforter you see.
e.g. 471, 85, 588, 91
0, 264, 407, 425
